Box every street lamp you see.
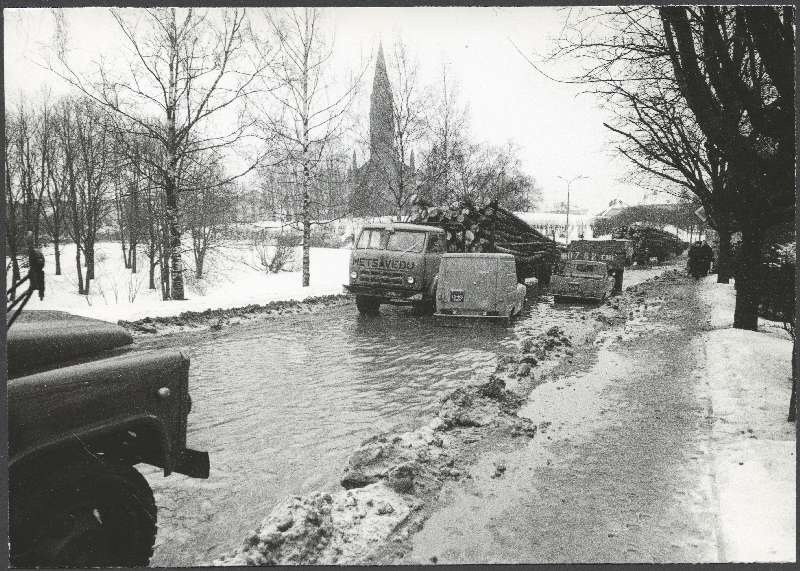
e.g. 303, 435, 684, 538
557, 174, 588, 245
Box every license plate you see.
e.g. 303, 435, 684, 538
450, 290, 465, 302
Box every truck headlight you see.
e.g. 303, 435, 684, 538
350, 271, 358, 280
406, 276, 415, 284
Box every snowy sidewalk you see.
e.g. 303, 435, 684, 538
697, 276, 795, 561
403, 272, 795, 564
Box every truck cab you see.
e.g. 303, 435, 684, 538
344, 222, 446, 315
434, 253, 527, 326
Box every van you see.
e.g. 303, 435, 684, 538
434, 253, 527, 326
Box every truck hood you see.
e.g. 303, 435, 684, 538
7, 311, 134, 378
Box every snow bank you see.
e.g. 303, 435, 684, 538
16, 241, 350, 322
699, 280, 795, 562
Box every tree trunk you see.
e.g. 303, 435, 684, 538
85, 240, 95, 281
130, 240, 137, 274
53, 237, 62, 275
716, 225, 732, 284
732, 223, 762, 330
149, 258, 157, 290
165, 174, 184, 299
75, 244, 85, 295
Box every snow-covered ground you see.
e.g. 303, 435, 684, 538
699, 275, 795, 561
15, 241, 350, 322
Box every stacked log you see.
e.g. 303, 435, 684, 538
610, 224, 684, 262
410, 200, 558, 282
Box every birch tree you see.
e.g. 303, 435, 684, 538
52, 7, 264, 299
252, 7, 362, 287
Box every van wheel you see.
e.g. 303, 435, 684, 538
11, 460, 157, 568
355, 295, 380, 316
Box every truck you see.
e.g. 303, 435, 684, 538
561, 238, 633, 292
550, 238, 632, 302
344, 222, 446, 315
7, 241, 210, 567
344, 202, 558, 317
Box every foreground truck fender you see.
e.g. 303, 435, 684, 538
8, 310, 209, 567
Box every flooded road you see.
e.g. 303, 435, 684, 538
140, 296, 590, 566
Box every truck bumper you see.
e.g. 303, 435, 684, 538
343, 284, 424, 305
173, 448, 210, 478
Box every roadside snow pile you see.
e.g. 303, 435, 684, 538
26, 241, 350, 323
214, 375, 538, 565
213, 484, 412, 566
118, 294, 348, 336
699, 280, 795, 562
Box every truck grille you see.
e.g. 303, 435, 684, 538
357, 268, 406, 287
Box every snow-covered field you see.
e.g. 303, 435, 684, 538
14, 241, 350, 322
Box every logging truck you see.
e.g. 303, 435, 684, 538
344, 206, 558, 316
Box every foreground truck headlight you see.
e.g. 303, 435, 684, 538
406, 276, 415, 284
350, 271, 358, 280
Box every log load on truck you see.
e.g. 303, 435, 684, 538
611, 224, 686, 264
343, 200, 558, 316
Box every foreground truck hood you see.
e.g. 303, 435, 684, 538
7, 311, 133, 378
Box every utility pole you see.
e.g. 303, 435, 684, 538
557, 175, 587, 245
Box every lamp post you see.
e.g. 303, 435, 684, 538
557, 174, 587, 245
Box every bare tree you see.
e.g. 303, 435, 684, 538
417, 64, 470, 207
51, 7, 265, 299
181, 153, 235, 279
534, 6, 792, 325
660, 6, 794, 329
253, 7, 363, 287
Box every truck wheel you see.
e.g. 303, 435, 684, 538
414, 298, 435, 316
355, 295, 380, 316
11, 460, 157, 568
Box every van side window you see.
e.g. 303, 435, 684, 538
426, 234, 444, 253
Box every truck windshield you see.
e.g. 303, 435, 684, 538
355, 229, 427, 253
386, 231, 425, 253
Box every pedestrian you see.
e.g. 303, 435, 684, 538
699, 241, 714, 275
687, 241, 701, 278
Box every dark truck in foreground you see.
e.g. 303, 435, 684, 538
7, 243, 209, 567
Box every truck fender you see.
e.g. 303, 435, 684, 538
10, 415, 173, 478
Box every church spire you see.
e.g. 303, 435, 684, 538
369, 42, 395, 161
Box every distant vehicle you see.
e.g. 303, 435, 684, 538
562, 238, 633, 292
551, 259, 616, 304
434, 253, 527, 326
344, 222, 447, 315
7, 240, 209, 567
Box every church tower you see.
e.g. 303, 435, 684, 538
369, 43, 395, 162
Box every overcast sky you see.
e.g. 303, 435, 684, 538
4, 6, 658, 215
